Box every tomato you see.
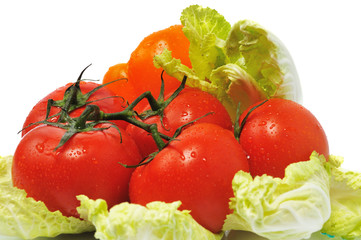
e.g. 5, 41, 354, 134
12, 123, 142, 217
238, 98, 329, 178
126, 87, 233, 158
102, 63, 139, 105
129, 123, 249, 233
127, 25, 191, 99
22, 81, 127, 136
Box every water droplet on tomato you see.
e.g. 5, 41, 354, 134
191, 152, 197, 158
91, 157, 98, 164
162, 122, 169, 129
259, 121, 267, 126
180, 155, 185, 161
181, 112, 188, 117
202, 157, 207, 162
36, 143, 44, 153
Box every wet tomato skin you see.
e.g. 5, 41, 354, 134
127, 25, 191, 100
239, 98, 329, 178
22, 81, 127, 136
126, 88, 233, 158
12, 123, 142, 217
129, 123, 249, 233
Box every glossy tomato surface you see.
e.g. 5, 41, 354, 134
126, 87, 233, 158
127, 25, 191, 99
22, 81, 127, 136
12, 123, 141, 217
129, 123, 249, 233
102, 63, 141, 106
239, 98, 329, 178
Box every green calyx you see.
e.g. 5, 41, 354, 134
46, 64, 124, 123
24, 67, 212, 168
138, 71, 187, 121
31, 105, 121, 151
24, 69, 191, 158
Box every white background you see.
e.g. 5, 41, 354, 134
0, 0, 360, 171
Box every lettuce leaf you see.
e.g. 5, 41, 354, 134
180, 5, 231, 80
77, 195, 223, 240
0, 155, 94, 239
154, 5, 302, 120
321, 155, 361, 239
223, 152, 331, 240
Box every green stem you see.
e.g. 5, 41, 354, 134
55, 65, 91, 122
234, 99, 269, 141
74, 105, 99, 129
149, 124, 166, 150
126, 90, 162, 112
100, 109, 172, 142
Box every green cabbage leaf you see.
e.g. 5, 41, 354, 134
321, 155, 361, 240
154, 4, 302, 120
0, 155, 94, 239
223, 152, 331, 240
77, 195, 223, 240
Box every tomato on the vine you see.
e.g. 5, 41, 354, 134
22, 80, 127, 136
129, 123, 249, 233
12, 123, 142, 218
238, 98, 329, 178
126, 87, 233, 158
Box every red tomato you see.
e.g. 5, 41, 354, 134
22, 81, 127, 136
127, 25, 191, 99
12, 123, 142, 217
129, 123, 249, 233
126, 87, 233, 158
238, 98, 329, 178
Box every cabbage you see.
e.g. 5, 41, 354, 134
223, 152, 331, 240
321, 155, 361, 239
154, 5, 302, 120
77, 195, 223, 240
0, 155, 94, 239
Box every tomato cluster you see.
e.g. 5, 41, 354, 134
11, 25, 329, 234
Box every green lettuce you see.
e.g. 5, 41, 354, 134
321, 156, 361, 240
154, 5, 302, 120
77, 195, 223, 240
0, 155, 94, 239
223, 152, 331, 240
